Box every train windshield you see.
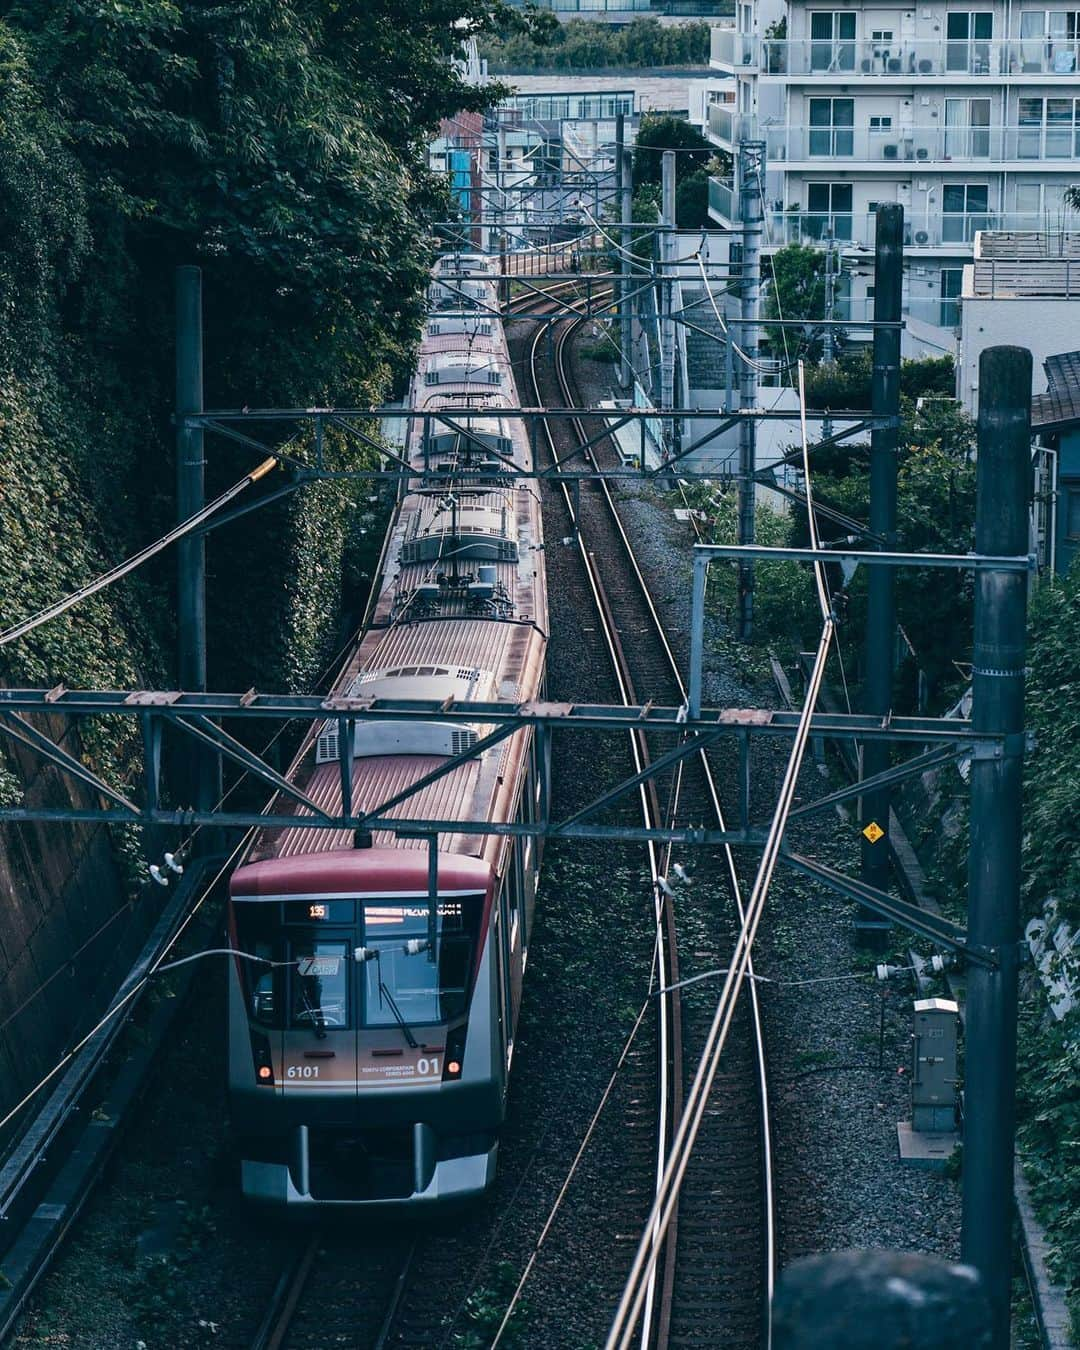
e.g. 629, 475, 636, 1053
360, 896, 482, 1028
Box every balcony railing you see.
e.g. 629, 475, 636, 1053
707, 104, 754, 145
837, 296, 962, 330
709, 176, 735, 224
765, 123, 1080, 164
711, 26, 757, 69
750, 36, 1080, 79
769, 210, 1074, 249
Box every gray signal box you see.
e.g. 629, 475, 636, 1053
911, 997, 959, 1133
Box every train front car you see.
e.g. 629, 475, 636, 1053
226, 249, 547, 1211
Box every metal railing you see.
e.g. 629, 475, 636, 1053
763, 123, 1080, 164
707, 104, 753, 145
708, 176, 735, 224
769, 210, 1078, 249
714, 34, 1080, 78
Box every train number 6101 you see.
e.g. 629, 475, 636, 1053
286, 1065, 320, 1079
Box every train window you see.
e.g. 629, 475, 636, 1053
251, 943, 277, 1026
289, 940, 350, 1031
359, 897, 482, 1026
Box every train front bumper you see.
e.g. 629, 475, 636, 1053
240, 1121, 497, 1211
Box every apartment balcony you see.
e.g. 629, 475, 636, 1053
750, 36, 1079, 80
764, 123, 1080, 167
840, 295, 963, 331
708, 175, 736, 227
769, 210, 1067, 251
711, 26, 757, 70
707, 103, 755, 149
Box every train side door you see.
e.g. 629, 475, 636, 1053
280, 907, 358, 1099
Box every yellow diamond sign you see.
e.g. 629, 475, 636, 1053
863, 821, 885, 844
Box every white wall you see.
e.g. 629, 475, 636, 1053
958, 293, 1080, 414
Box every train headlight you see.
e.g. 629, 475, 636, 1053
251, 1031, 275, 1086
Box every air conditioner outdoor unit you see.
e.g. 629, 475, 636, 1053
914, 229, 930, 244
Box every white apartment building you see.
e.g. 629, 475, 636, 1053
706, 1, 1080, 352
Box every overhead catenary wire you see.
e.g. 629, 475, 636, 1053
605, 357, 836, 1350
0, 831, 253, 1141
0, 456, 279, 648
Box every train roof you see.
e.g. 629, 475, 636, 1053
231, 848, 491, 898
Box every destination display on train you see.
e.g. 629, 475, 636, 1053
365, 902, 464, 925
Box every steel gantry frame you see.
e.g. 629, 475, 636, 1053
0, 686, 1004, 969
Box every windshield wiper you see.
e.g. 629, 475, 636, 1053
377, 966, 419, 1049
354, 945, 420, 1049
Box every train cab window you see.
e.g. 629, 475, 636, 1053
250, 943, 277, 1026
360, 898, 482, 1026
289, 940, 350, 1031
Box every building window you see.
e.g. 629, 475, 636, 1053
944, 97, 991, 157
1019, 12, 1080, 73
942, 183, 989, 241
809, 12, 856, 71
869, 115, 893, 132
946, 12, 993, 71
939, 268, 963, 327
806, 182, 853, 239
808, 97, 855, 156
1066, 484, 1080, 542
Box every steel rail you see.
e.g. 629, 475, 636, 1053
520, 285, 680, 1350
547, 303, 775, 1348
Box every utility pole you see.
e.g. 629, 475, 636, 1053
961, 345, 1031, 1350
660, 149, 676, 457
858, 204, 903, 933
821, 228, 837, 442
175, 266, 214, 828
736, 140, 764, 641
620, 145, 634, 392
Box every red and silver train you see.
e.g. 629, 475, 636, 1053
227, 252, 547, 1209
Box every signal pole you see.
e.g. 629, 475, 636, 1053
858, 204, 903, 932
961, 345, 1031, 1350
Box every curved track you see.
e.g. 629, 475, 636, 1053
522, 287, 775, 1348
242, 273, 774, 1350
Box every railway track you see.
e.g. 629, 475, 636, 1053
520, 287, 775, 1348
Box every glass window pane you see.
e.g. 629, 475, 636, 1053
1020, 11, 1044, 37
1015, 182, 1041, 212
838, 13, 856, 37
947, 12, 969, 37
943, 184, 967, 212
811, 13, 833, 38
807, 182, 831, 211
1020, 98, 1044, 124
974, 13, 994, 38
290, 942, 349, 1030
809, 99, 832, 125
834, 99, 854, 126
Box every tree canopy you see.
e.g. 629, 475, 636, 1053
480, 16, 713, 72
0, 0, 525, 710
